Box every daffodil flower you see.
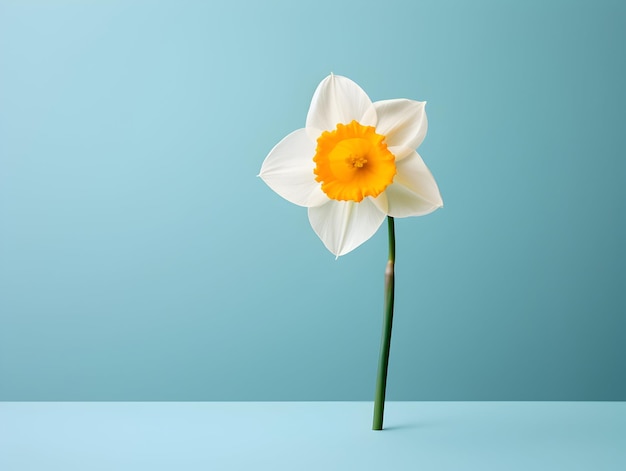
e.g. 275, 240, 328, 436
259, 74, 443, 257
259, 74, 443, 431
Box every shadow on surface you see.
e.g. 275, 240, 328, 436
382, 421, 435, 431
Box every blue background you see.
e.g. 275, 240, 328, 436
0, 0, 624, 400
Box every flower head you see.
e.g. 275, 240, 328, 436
260, 74, 443, 256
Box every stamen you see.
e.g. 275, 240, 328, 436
349, 155, 368, 168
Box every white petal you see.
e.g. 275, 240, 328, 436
388, 145, 416, 162
370, 191, 389, 215
374, 99, 427, 152
259, 128, 328, 207
308, 199, 386, 257
306, 74, 377, 139
384, 151, 443, 218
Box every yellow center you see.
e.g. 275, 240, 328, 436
313, 120, 396, 202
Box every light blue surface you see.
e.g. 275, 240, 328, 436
0, 0, 625, 400
1, 402, 624, 470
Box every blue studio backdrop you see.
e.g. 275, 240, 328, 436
0, 0, 624, 400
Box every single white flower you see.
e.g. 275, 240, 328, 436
259, 74, 443, 256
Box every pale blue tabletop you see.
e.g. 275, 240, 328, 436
1, 402, 624, 470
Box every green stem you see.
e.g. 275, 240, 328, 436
372, 216, 395, 431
